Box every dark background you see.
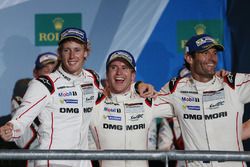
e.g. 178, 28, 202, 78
228, 0, 250, 164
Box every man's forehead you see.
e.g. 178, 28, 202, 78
62, 40, 84, 47
109, 58, 132, 67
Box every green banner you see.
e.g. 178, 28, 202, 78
177, 20, 224, 53
35, 13, 82, 46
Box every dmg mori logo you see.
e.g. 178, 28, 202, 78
60, 108, 79, 113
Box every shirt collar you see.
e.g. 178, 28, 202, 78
191, 76, 216, 91
57, 65, 84, 85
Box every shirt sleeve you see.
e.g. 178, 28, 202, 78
10, 79, 51, 139
151, 80, 175, 118
151, 95, 174, 118
234, 73, 250, 103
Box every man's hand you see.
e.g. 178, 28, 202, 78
216, 69, 229, 78
137, 82, 157, 98
0, 122, 14, 141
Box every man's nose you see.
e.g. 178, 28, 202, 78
116, 67, 123, 74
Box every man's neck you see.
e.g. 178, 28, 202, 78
191, 74, 214, 83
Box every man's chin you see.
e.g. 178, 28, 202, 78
207, 70, 216, 75
206, 73, 215, 79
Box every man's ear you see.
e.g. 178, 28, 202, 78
131, 71, 136, 82
84, 50, 88, 59
185, 53, 193, 65
58, 54, 63, 61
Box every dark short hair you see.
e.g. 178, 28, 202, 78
184, 52, 196, 70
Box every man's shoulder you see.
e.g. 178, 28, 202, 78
222, 72, 250, 90
35, 75, 55, 94
165, 76, 187, 93
84, 69, 99, 79
84, 69, 102, 89
95, 92, 107, 105
222, 72, 237, 89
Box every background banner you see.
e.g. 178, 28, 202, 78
0, 0, 230, 116
136, 0, 231, 90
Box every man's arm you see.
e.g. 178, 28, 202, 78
242, 119, 250, 140
4, 79, 51, 141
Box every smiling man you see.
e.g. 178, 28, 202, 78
106, 50, 136, 94
90, 50, 173, 167
0, 27, 102, 167
157, 34, 250, 167
184, 34, 224, 82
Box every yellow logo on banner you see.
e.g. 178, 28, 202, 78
194, 24, 206, 35
53, 17, 64, 31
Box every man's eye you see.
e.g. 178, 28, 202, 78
110, 66, 117, 70
123, 67, 129, 70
